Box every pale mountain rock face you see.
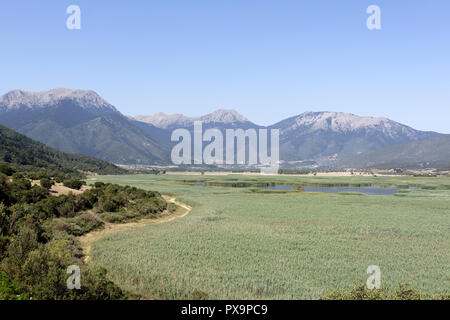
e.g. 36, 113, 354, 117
271, 111, 440, 162
274, 111, 421, 138
135, 112, 192, 128
0, 88, 118, 114
135, 109, 249, 128
200, 109, 249, 123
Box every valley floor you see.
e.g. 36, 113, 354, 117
86, 174, 450, 299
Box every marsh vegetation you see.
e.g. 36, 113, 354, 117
87, 174, 450, 299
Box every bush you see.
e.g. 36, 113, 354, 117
0, 179, 168, 300
44, 213, 104, 237
320, 282, 450, 300
0, 164, 15, 176
19, 240, 125, 300
40, 178, 53, 190
94, 182, 105, 188
168, 203, 178, 213
0, 235, 9, 260
0, 272, 28, 300
100, 211, 137, 224
63, 179, 84, 190
12, 172, 24, 179
134, 198, 166, 216
54, 176, 64, 183
1, 224, 40, 279
103, 199, 119, 213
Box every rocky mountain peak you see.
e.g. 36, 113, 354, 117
200, 109, 249, 123
135, 109, 249, 128
292, 111, 390, 132
0, 88, 118, 114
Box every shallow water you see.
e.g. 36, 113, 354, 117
303, 185, 398, 196
194, 182, 294, 190
261, 184, 295, 191
195, 182, 402, 195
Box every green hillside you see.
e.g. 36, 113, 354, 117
0, 99, 170, 165
338, 135, 450, 169
0, 124, 126, 175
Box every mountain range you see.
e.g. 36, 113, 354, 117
0, 88, 447, 169
135, 109, 255, 130
0, 89, 169, 165
337, 134, 450, 169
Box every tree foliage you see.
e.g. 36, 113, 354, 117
0, 176, 167, 299
0, 124, 126, 177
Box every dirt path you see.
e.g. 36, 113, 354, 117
79, 195, 192, 263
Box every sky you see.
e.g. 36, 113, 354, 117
0, 0, 449, 133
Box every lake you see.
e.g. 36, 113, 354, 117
303, 185, 398, 196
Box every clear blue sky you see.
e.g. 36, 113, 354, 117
1, 0, 449, 132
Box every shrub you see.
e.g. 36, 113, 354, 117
71, 214, 104, 235
0, 177, 12, 206
63, 179, 84, 190
0, 272, 28, 300
44, 213, 104, 237
94, 182, 105, 188
320, 282, 449, 300
40, 178, 53, 190
0, 235, 9, 260
0, 164, 15, 176
20, 240, 125, 300
103, 199, 119, 213
1, 224, 39, 279
54, 176, 64, 183
0, 179, 168, 300
134, 198, 165, 216
101, 211, 137, 224
168, 203, 178, 213
12, 172, 24, 179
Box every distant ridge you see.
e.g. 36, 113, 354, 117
0, 124, 125, 175
0, 88, 118, 116
337, 134, 450, 169
135, 109, 251, 129
270, 111, 441, 163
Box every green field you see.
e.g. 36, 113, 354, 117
86, 174, 450, 299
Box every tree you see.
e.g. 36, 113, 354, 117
40, 178, 53, 190
0, 164, 15, 176
63, 179, 83, 190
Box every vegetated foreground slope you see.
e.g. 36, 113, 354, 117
0, 124, 125, 175
88, 174, 450, 299
0, 175, 168, 299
